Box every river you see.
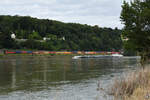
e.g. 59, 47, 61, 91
0, 55, 140, 100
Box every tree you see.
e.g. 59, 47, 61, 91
121, 0, 150, 63
28, 31, 42, 40
0, 31, 16, 49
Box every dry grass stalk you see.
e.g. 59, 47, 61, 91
110, 67, 150, 100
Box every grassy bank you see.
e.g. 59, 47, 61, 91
111, 67, 150, 100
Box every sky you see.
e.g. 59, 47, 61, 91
0, 0, 131, 29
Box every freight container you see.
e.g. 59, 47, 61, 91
49, 51, 56, 54
15, 51, 22, 54
6, 51, 16, 54
26, 51, 33, 54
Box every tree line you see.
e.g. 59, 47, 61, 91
0, 15, 122, 51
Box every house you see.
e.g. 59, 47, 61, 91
11, 34, 16, 39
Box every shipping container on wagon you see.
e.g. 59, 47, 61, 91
33, 51, 39, 54
5, 51, 16, 54
77, 51, 85, 54
49, 51, 56, 54
99, 51, 107, 55
77, 51, 82, 54
95, 51, 101, 54
38, 51, 44, 54
72, 51, 78, 54
63, 51, 72, 54
87, 51, 97, 54
111, 52, 120, 54
15, 51, 22, 54
21, 51, 27, 54
106, 52, 112, 55
26, 51, 33, 54
42, 51, 49, 54
56, 51, 63, 54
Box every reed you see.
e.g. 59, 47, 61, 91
110, 67, 150, 100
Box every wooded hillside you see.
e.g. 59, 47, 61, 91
0, 15, 122, 51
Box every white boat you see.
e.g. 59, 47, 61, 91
111, 53, 123, 57
72, 54, 123, 59
72, 56, 81, 59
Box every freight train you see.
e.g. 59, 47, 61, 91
4, 50, 122, 55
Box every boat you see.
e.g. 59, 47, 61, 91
111, 53, 123, 57
72, 56, 82, 59
72, 54, 123, 59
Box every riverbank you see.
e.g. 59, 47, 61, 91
111, 66, 150, 100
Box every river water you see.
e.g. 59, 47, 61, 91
0, 55, 140, 100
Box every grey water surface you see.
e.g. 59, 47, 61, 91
0, 55, 140, 100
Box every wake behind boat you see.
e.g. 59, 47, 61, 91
72, 54, 123, 59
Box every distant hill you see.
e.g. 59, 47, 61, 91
0, 15, 122, 51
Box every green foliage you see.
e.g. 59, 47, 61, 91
121, 0, 150, 56
28, 31, 42, 40
0, 15, 123, 51
0, 29, 16, 49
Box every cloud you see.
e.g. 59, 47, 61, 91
0, 0, 130, 29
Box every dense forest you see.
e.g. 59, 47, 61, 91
0, 15, 122, 51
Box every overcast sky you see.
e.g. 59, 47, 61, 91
0, 0, 131, 29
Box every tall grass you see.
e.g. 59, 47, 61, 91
110, 67, 150, 100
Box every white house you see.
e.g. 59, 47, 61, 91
62, 36, 65, 40
43, 37, 46, 41
43, 37, 51, 41
11, 34, 16, 39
